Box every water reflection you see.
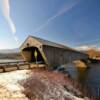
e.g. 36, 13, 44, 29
76, 68, 88, 85
61, 63, 100, 99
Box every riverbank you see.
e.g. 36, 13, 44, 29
62, 62, 100, 100
0, 68, 90, 100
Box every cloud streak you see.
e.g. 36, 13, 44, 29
33, 0, 80, 33
76, 45, 100, 51
0, 0, 16, 33
76, 45, 97, 51
0, 0, 19, 45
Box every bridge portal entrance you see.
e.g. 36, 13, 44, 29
22, 47, 45, 64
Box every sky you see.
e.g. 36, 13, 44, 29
0, 0, 100, 49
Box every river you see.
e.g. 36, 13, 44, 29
61, 63, 100, 99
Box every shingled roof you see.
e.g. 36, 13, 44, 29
30, 36, 70, 49
20, 35, 87, 55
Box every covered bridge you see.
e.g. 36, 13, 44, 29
20, 36, 88, 67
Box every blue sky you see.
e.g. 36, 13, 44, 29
0, 0, 100, 49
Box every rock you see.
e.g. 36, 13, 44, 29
73, 60, 87, 68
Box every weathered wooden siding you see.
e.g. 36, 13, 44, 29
20, 36, 89, 67
43, 45, 67, 67
43, 45, 88, 67
20, 36, 42, 50
21, 50, 31, 62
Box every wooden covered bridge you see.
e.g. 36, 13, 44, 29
20, 36, 88, 68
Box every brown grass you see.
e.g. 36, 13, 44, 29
19, 69, 85, 100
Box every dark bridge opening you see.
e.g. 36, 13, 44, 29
22, 47, 45, 64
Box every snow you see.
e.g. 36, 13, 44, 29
0, 69, 89, 100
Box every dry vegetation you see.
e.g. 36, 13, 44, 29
19, 69, 89, 100
86, 49, 100, 58
0, 68, 91, 100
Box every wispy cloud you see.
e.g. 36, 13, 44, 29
0, 0, 19, 45
76, 45, 100, 51
13, 34, 19, 45
76, 45, 96, 51
33, 0, 80, 33
0, 0, 16, 33
76, 38, 100, 51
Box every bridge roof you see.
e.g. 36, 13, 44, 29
20, 35, 88, 56
30, 36, 78, 52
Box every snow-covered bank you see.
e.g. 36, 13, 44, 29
0, 69, 90, 100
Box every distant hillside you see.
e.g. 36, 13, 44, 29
0, 48, 19, 54
0, 48, 23, 60
85, 49, 100, 58
0, 53, 23, 60
76, 45, 100, 59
